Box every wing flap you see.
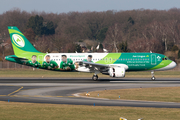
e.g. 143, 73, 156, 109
81, 61, 128, 70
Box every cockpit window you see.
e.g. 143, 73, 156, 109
162, 57, 168, 60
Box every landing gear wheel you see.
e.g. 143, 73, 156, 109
151, 71, 155, 81
92, 75, 98, 81
151, 76, 156, 81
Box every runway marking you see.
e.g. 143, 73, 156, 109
0, 84, 24, 96
8, 86, 23, 96
0, 84, 20, 86
0, 95, 7, 96
9, 95, 75, 98
73, 93, 80, 97
73, 93, 110, 100
109, 81, 180, 83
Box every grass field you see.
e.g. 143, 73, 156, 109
81, 87, 180, 102
1, 70, 180, 119
0, 69, 180, 78
0, 101, 180, 120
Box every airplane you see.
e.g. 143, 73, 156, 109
5, 26, 177, 80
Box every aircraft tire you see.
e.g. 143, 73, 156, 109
92, 75, 98, 81
151, 76, 156, 81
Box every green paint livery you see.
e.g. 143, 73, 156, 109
96, 53, 121, 64
5, 26, 176, 75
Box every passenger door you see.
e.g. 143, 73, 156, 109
151, 54, 156, 65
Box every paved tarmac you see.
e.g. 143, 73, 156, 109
0, 78, 180, 108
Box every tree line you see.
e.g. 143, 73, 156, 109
0, 8, 180, 57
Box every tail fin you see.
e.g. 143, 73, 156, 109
8, 26, 40, 55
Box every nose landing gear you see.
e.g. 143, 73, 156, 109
151, 71, 156, 80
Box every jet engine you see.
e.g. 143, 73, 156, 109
108, 67, 125, 78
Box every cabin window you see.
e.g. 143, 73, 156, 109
165, 58, 167, 60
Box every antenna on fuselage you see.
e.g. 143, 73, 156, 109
150, 51, 152, 53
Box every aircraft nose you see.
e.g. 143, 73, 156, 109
170, 61, 177, 69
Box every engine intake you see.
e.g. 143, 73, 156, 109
109, 67, 125, 78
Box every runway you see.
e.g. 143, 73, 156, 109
0, 78, 180, 108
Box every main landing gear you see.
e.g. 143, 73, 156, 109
92, 74, 98, 81
92, 70, 100, 81
151, 71, 156, 80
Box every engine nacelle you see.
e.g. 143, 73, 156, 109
109, 67, 125, 78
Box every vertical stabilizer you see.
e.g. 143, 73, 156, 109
8, 26, 40, 55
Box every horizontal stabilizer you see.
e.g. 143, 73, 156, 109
8, 56, 28, 60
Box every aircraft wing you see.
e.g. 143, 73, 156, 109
82, 61, 109, 68
80, 61, 128, 71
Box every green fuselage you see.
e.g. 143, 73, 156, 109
98, 53, 169, 71
6, 52, 173, 72
6, 52, 172, 71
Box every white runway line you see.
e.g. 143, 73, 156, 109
110, 81, 180, 83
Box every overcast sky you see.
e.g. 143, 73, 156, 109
1, 0, 180, 14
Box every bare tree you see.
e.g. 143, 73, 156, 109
129, 38, 164, 53
165, 20, 178, 44
104, 23, 122, 52
143, 21, 170, 52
